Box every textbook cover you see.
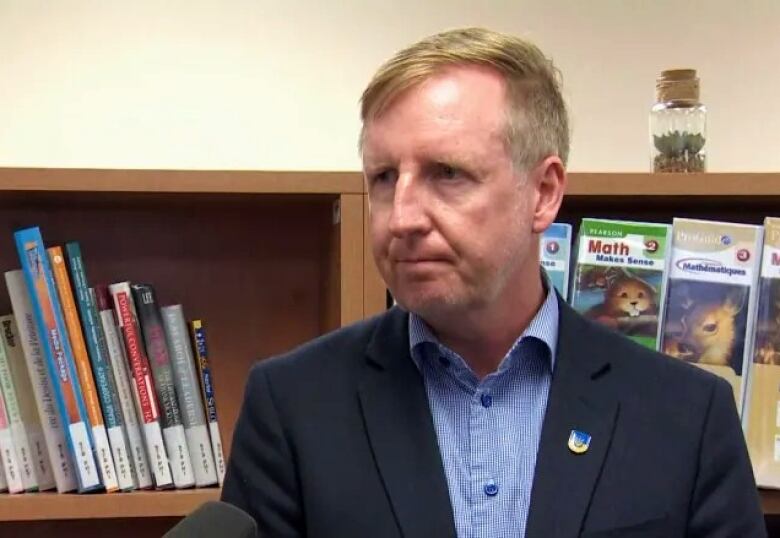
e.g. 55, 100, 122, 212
660, 218, 762, 413
745, 217, 780, 488
540, 223, 572, 300
570, 218, 672, 350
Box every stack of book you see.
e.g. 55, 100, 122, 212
0, 226, 225, 494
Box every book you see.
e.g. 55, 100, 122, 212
132, 284, 194, 489
0, 316, 38, 491
0, 456, 6, 492
109, 281, 173, 489
14, 227, 101, 492
744, 217, 780, 487
48, 246, 119, 493
540, 223, 572, 300
161, 305, 218, 487
190, 319, 226, 486
5, 269, 78, 493
660, 218, 762, 412
1, 314, 54, 491
0, 344, 23, 494
65, 242, 135, 491
570, 218, 671, 350
94, 285, 152, 490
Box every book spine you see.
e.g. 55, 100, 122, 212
14, 227, 101, 492
0, 318, 38, 491
4, 269, 78, 493
0, 455, 6, 492
94, 286, 153, 490
161, 305, 218, 487
132, 285, 194, 489
0, 341, 24, 493
48, 246, 118, 493
64, 243, 135, 491
1, 314, 54, 491
109, 281, 173, 489
190, 319, 226, 485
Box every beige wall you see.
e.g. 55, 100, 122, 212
1, 0, 778, 172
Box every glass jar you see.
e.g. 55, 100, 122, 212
650, 69, 707, 173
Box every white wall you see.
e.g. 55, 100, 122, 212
1, 0, 778, 172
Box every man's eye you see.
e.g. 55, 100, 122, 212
437, 164, 459, 180
371, 170, 397, 184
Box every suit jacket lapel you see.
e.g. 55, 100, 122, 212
358, 307, 456, 538
526, 299, 620, 538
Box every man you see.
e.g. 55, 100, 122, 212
222, 28, 766, 537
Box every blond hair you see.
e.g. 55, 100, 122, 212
360, 27, 569, 169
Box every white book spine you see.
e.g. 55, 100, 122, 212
161, 305, 218, 487
69, 421, 100, 489
5, 269, 77, 492
208, 420, 225, 486
99, 308, 152, 489
106, 424, 134, 491
91, 424, 118, 491
0, 332, 36, 491
185, 424, 218, 487
163, 424, 194, 489
0, 425, 23, 493
143, 421, 172, 488
1, 314, 54, 490
0, 456, 7, 491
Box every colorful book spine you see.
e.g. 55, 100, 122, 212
109, 281, 173, 489
570, 218, 671, 350
745, 217, 780, 487
190, 319, 226, 486
14, 227, 101, 492
48, 246, 118, 493
5, 269, 77, 493
0, 318, 38, 491
0, 343, 23, 494
540, 223, 572, 300
132, 284, 194, 489
161, 305, 218, 487
660, 218, 762, 413
94, 286, 152, 490
65, 243, 135, 491
1, 314, 54, 491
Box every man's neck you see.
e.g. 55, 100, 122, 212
425, 277, 546, 379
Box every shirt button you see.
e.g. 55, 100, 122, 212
480, 393, 492, 408
484, 481, 499, 496
439, 356, 450, 367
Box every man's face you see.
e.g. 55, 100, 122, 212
362, 65, 540, 319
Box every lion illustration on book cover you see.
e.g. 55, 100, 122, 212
753, 278, 780, 366
661, 281, 749, 374
575, 266, 661, 339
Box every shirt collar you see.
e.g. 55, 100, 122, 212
409, 276, 559, 373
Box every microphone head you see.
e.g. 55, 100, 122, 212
164, 501, 257, 538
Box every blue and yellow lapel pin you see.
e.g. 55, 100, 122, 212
568, 430, 591, 454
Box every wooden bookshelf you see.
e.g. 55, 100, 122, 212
0, 167, 382, 536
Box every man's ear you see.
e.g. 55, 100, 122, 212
530, 155, 566, 234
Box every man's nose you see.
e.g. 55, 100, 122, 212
388, 174, 431, 238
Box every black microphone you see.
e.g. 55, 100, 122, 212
163, 501, 258, 537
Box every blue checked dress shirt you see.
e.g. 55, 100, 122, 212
409, 284, 559, 538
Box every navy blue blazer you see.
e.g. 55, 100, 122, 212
222, 297, 766, 537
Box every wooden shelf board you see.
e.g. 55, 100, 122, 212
567, 172, 780, 196
0, 489, 220, 521
0, 168, 365, 195
762, 489, 780, 515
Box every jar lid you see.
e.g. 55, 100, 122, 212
656, 69, 700, 104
